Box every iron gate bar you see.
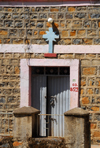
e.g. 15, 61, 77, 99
38, 114, 63, 115
38, 114, 64, 137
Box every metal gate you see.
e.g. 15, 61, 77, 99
31, 67, 70, 137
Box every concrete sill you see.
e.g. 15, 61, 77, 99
91, 145, 100, 148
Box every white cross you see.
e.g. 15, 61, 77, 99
43, 27, 59, 53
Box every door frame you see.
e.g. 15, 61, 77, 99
20, 59, 79, 109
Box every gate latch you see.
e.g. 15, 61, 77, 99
50, 96, 56, 106
50, 118, 57, 124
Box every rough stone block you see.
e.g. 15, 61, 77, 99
92, 59, 100, 65
75, 54, 84, 59
2, 59, 10, 65
81, 88, 84, 95
71, 20, 82, 28
62, 30, 68, 38
86, 54, 96, 58
96, 78, 100, 86
77, 30, 86, 37
30, 13, 38, 19
14, 66, 20, 74
2, 89, 12, 95
0, 97, 6, 103
27, 29, 33, 37
87, 30, 97, 37
6, 65, 14, 74
91, 123, 97, 129
24, 7, 30, 12
96, 97, 100, 104
87, 88, 93, 94
70, 30, 76, 37
82, 67, 96, 75
12, 13, 19, 19
4, 7, 15, 12
60, 6, 66, 12
60, 21, 65, 28
0, 66, 6, 74
9, 29, 18, 37
64, 39, 71, 45
35, 7, 42, 12
91, 106, 99, 111
83, 38, 93, 45
19, 29, 25, 37
76, 6, 87, 11
82, 97, 90, 104
0, 20, 4, 27
39, 31, 46, 35
58, 13, 64, 19
24, 20, 30, 28
94, 39, 100, 45
72, 39, 82, 44
21, 13, 29, 19
94, 114, 100, 121
7, 96, 16, 103
67, 7, 75, 12
89, 13, 100, 19
59, 54, 73, 59
39, 13, 47, 19
88, 78, 95, 86
48, 13, 56, 19
65, 13, 73, 19
81, 59, 91, 65
95, 88, 99, 94
50, 7, 59, 12
0, 30, 8, 37
42, 7, 50, 12
31, 7, 35, 12
74, 13, 87, 19
83, 20, 91, 28
4, 20, 14, 28
4, 38, 10, 44
37, 22, 43, 28
93, 131, 100, 137
16, 7, 23, 13
91, 20, 98, 28
15, 21, 23, 28
81, 77, 86, 86
12, 39, 23, 44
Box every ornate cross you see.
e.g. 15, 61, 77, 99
43, 27, 59, 53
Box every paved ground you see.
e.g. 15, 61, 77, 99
91, 145, 100, 148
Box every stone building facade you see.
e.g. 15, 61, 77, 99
0, 3, 100, 145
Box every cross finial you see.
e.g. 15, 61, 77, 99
43, 27, 59, 53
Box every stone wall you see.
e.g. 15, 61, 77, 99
0, 6, 100, 45
0, 5, 100, 145
0, 53, 100, 144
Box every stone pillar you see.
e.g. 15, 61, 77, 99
64, 107, 90, 148
13, 106, 40, 141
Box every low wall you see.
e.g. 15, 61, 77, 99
0, 137, 66, 148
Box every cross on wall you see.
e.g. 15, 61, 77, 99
43, 27, 59, 53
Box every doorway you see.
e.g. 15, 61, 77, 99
31, 66, 70, 137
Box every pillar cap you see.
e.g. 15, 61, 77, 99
14, 106, 40, 115
64, 107, 89, 116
